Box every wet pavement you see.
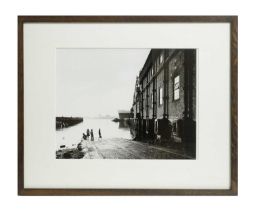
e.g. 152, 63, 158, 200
78, 138, 191, 159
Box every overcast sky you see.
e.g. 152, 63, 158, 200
56, 49, 150, 117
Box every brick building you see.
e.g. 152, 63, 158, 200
131, 49, 196, 156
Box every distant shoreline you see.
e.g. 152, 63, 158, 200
56, 117, 83, 130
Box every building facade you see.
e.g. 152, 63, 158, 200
131, 49, 196, 156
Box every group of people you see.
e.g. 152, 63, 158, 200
82, 128, 102, 141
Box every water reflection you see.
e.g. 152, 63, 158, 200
56, 119, 132, 150
118, 120, 130, 130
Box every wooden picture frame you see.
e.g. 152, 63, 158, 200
18, 16, 237, 196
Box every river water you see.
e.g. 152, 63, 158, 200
56, 119, 132, 150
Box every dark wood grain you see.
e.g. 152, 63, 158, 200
18, 16, 24, 196
18, 16, 235, 23
230, 16, 238, 195
19, 188, 236, 196
18, 16, 238, 196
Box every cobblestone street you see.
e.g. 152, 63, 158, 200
79, 138, 190, 159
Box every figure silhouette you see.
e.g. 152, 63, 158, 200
90, 129, 94, 141
98, 129, 102, 139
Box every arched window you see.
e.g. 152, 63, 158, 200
159, 87, 163, 105
174, 75, 180, 100
160, 52, 164, 64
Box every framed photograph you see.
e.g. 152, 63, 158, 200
18, 16, 237, 195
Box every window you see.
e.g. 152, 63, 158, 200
174, 75, 180, 100
151, 94, 153, 109
172, 122, 177, 134
160, 53, 164, 64
159, 87, 163, 105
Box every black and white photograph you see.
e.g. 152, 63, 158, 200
56, 48, 196, 159
17, 15, 237, 197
